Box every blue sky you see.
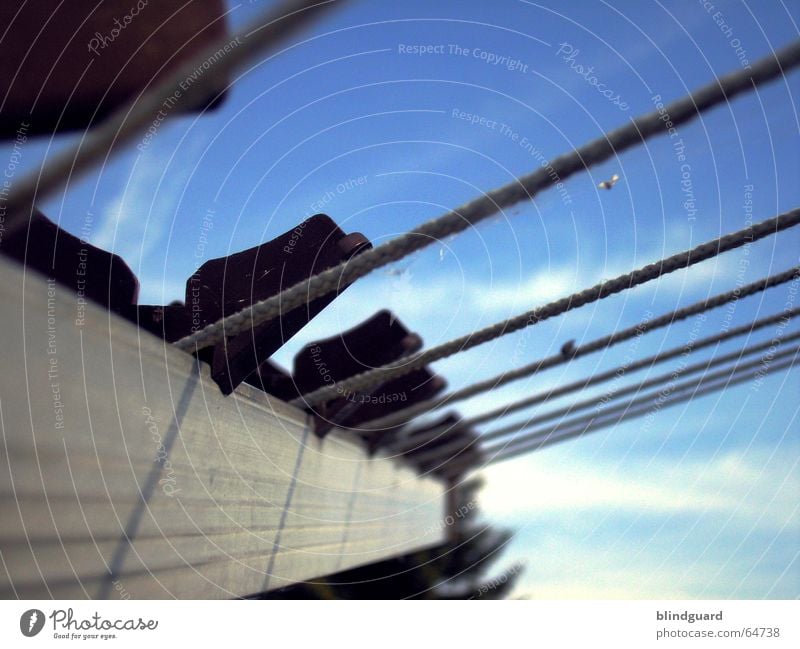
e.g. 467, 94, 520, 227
5, 0, 799, 598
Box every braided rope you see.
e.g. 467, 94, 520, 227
410, 332, 800, 464
344, 266, 800, 432
442, 351, 798, 475
174, 40, 800, 353
293, 212, 800, 408
465, 307, 800, 430
484, 351, 799, 465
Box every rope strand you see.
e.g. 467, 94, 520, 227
174, 41, 800, 353
350, 266, 800, 432
481, 352, 799, 467
293, 213, 800, 408
408, 334, 800, 464
443, 351, 798, 475
463, 310, 800, 430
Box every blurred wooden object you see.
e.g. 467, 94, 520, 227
0, 0, 230, 136
0, 256, 446, 598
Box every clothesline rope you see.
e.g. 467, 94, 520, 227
174, 40, 800, 354
409, 333, 800, 465
353, 266, 800, 432
483, 352, 799, 465
464, 309, 800, 431
359, 266, 800, 432
445, 351, 799, 475
293, 213, 800, 409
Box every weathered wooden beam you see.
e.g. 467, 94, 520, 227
0, 256, 445, 599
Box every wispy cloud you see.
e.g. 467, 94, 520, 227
91, 136, 209, 300
481, 448, 799, 532
479, 447, 799, 598
471, 267, 579, 312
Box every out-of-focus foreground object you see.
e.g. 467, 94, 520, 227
0, 0, 230, 136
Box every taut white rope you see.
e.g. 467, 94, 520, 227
351, 266, 800, 432
174, 41, 800, 353
409, 333, 800, 464
444, 351, 799, 474
294, 213, 800, 408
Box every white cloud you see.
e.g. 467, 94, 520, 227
511, 543, 720, 599
481, 449, 799, 532
471, 267, 579, 313
476, 448, 799, 599
92, 135, 209, 292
